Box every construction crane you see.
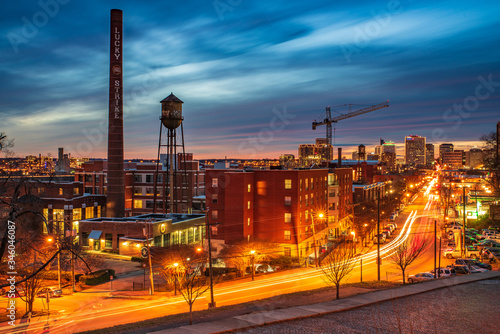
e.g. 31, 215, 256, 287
312, 100, 390, 149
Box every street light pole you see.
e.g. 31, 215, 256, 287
462, 185, 466, 258
250, 250, 255, 281
311, 214, 319, 268
377, 187, 380, 281
434, 219, 437, 278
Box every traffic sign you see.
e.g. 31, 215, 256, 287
141, 247, 149, 258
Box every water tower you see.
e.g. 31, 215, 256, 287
153, 93, 189, 214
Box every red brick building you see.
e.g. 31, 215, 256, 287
206, 169, 331, 259
75, 153, 205, 216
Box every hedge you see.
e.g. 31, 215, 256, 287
78, 269, 115, 285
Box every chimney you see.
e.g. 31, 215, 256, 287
106, 9, 125, 218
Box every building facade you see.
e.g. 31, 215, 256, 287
405, 135, 426, 166
425, 143, 435, 166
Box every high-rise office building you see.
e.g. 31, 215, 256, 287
405, 135, 426, 166
425, 144, 435, 166
439, 143, 454, 162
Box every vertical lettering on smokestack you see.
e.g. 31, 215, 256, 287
107, 9, 125, 217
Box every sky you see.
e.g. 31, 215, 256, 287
1, 0, 499, 160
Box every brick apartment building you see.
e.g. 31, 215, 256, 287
205, 168, 350, 259
75, 153, 205, 216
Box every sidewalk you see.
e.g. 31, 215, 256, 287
150, 271, 500, 334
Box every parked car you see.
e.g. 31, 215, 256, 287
443, 247, 481, 259
245, 264, 275, 274
408, 272, 435, 283
373, 234, 386, 244
382, 231, 390, 239
455, 258, 492, 271
383, 227, 392, 237
37, 287, 62, 298
431, 267, 457, 277
450, 265, 470, 275
475, 240, 500, 249
446, 225, 462, 234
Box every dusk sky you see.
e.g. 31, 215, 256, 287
1, 0, 499, 160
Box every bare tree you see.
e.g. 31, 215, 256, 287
159, 245, 214, 325
320, 241, 356, 299
388, 237, 428, 284
0, 132, 15, 158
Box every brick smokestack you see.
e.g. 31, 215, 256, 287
106, 9, 125, 217
338, 147, 342, 167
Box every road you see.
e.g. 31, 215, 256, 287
1, 187, 445, 334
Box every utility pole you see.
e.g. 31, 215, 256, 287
462, 185, 466, 258
197, 208, 216, 308
57, 236, 62, 290
434, 220, 437, 278
144, 221, 154, 295
377, 187, 381, 281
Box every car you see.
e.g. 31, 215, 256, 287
455, 258, 492, 271
383, 227, 392, 237
245, 264, 275, 274
373, 234, 386, 244
469, 265, 488, 273
446, 225, 462, 233
450, 265, 470, 275
408, 272, 435, 283
37, 287, 62, 298
382, 231, 390, 239
431, 267, 457, 277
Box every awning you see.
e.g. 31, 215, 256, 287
88, 230, 102, 240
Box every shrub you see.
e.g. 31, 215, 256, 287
78, 269, 114, 285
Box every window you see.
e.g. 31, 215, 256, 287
212, 194, 218, 204
59, 188, 63, 195
146, 188, 154, 195
285, 179, 292, 189
299, 212, 302, 223
85, 207, 94, 219
247, 218, 251, 226
311, 194, 314, 205
212, 178, 218, 187
212, 210, 218, 220
248, 184, 251, 192
73, 208, 82, 222
211, 226, 218, 236
85, 187, 93, 194
105, 233, 113, 248
284, 247, 291, 256
154, 235, 162, 247
305, 178, 309, 190
134, 200, 143, 209
38, 187, 45, 195
94, 187, 100, 195
310, 178, 314, 190
247, 201, 251, 209
305, 210, 309, 222
305, 195, 308, 207
73, 187, 80, 195
300, 179, 302, 191
82, 232, 89, 246
134, 188, 142, 195
284, 230, 291, 240
284, 196, 291, 206
284, 213, 292, 223
146, 174, 154, 183
134, 174, 142, 183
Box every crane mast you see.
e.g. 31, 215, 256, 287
312, 100, 389, 149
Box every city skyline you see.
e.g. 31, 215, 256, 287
1, 0, 499, 159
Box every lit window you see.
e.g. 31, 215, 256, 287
305, 179, 309, 190
211, 226, 218, 236
134, 200, 142, 209
212, 178, 218, 187
248, 184, 251, 192
285, 213, 292, 223
212, 210, 218, 220
305, 195, 309, 206
247, 218, 250, 226
284, 230, 291, 240
212, 194, 218, 204
59, 188, 63, 195
247, 201, 251, 209
300, 179, 302, 191
284, 196, 292, 206
310, 178, 314, 189
285, 179, 292, 189
305, 210, 309, 222
284, 247, 291, 256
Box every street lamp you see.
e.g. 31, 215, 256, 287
310, 212, 324, 268
47, 236, 61, 289
250, 250, 256, 281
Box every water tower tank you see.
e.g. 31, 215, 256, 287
160, 93, 184, 130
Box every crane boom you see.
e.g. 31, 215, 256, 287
312, 100, 389, 151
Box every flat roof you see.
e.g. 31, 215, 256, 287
81, 213, 205, 224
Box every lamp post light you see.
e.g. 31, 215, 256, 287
250, 250, 256, 281
47, 236, 62, 290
